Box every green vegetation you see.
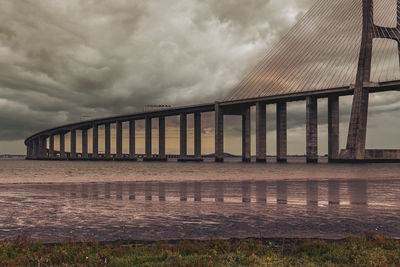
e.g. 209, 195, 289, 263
1, 235, 400, 266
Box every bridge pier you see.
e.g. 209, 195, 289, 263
26, 141, 33, 159
276, 102, 287, 163
306, 97, 318, 163
144, 116, 152, 160
159, 116, 166, 160
194, 112, 202, 159
70, 129, 77, 159
116, 121, 123, 159
179, 113, 187, 160
60, 133, 66, 159
82, 129, 88, 159
215, 102, 224, 162
105, 123, 111, 159
38, 136, 47, 159
31, 140, 36, 159
129, 120, 136, 160
256, 102, 267, 162
27, 140, 34, 159
328, 96, 339, 161
49, 135, 55, 159
32, 140, 36, 159
242, 106, 251, 162
178, 113, 203, 162
92, 124, 99, 159
33, 138, 39, 159
144, 116, 166, 161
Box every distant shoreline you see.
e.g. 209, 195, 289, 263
0, 155, 25, 159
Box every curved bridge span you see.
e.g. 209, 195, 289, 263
25, 81, 400, 163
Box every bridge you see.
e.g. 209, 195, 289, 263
11, 180, 370, 207
25, 0, 400, 163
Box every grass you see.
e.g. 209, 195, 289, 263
1, 234, 399, 266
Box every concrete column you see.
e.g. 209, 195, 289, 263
30, 141, 35, 158
27, 141, 32, 159
30, 140, 35, 158
70, 130, 77, 159
82, 129, 88, 158
26, 141, 33, 159
276, 102, 287, 162
38, 136, 47, 158
306, 97, 318, 163
159, 116, 166, 159
105, 123, 111, 159
25, 142, 29, 159
344, 0, 373, 161
60, 133, 65, 159
116, 121, 123, 159
328, 96, 340, 161
194, 112, 202, 158
30, 141, 34, 158
49, 135, 54, 158
242, 107, 251, 162
215, 102, 224, 162
346, 90, 369, 160
129, 120, 136, 159
36, 138, 41, 158
180, 113, 187, 158
92, 124, 98, 159
145, 116, 152, 159
32, 138, 38, 159
256, 102, 267, 162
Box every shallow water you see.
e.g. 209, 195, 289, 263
0, 159, 399, 242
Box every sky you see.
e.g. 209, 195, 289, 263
0, 0, 399, 155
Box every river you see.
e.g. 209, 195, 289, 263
0, 158, 399, 242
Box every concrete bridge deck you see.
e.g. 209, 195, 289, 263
24, 80, 400, 163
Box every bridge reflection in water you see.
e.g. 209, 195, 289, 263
26, 179, 374, 206
1, 178, 400, 242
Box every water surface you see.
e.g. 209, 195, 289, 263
0, 159, 399, 242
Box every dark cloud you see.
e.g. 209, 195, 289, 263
0, 0, 312, 143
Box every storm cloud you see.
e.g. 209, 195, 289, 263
0, 0, 399, 154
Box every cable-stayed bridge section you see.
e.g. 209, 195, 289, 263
25, 0, 400, 163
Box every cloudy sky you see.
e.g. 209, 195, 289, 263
1, 0, 399, 155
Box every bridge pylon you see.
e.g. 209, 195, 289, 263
342, 0, 400, 161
